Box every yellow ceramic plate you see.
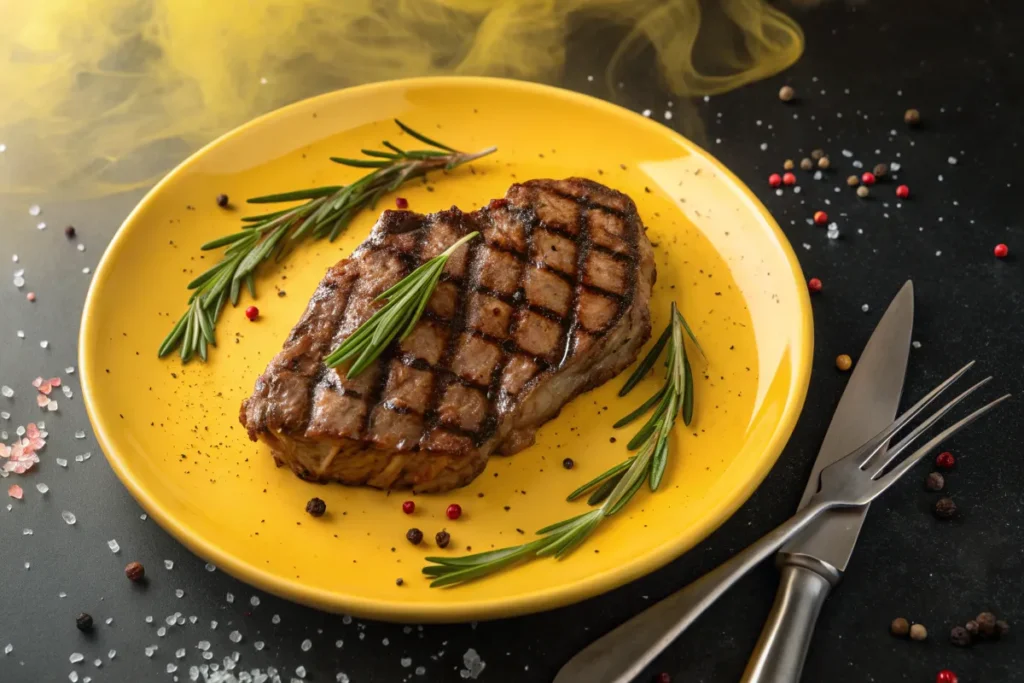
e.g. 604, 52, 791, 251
81, 77, 812, 622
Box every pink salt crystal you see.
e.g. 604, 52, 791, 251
26, 292, 35, 302
49, 378, 61, 387
31, 378, 42, 389
38, 382, 52, 396
0, 443, 10, 458
36, 394, 49, 407
8, 484, 22, 499
25, 424, 38, 438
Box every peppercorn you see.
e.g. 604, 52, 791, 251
925, 472, 945, 491
846, 175, 859, 187
835, 354, 852, 372
435, 529, 451, 549
860, 172, 876, 186
994, 243, 1009, 259
402, 500, 415, 514
813, 210, 828, 225
904, 108, 921, 125
305, 497, 326, 517
910, 623, 928, 641
808, 277, 822, 293
446, 503, 462, 520
811, 149, 825, 161
873, 163, 888, 177
245, 306, 259, 321
996, 620, 1010, 637
395, 197, 409, 209
216, 194, 229, 208
817, 156, 831, 170
125, 561, 145, 582
856, 186, 870, 199
783, 159, 795, 171
395, 577, 404, 586
934, 497, 957, 519
890, 617, 910, 637
406, 528, 423, 545
965, 620, 979, 637
896, 184, 910, 199
768, 173, 782, 188
65, 225, 76, 238
949, 626, 970, 647
76, 613, 94, 632
782, 172, 796, 186
936, 671, 958, 683
562, 457, 574, 470
976, 612, 997, 636
936, 451, 955, 469
800, 157, 814, 171
778, 85, 795, 102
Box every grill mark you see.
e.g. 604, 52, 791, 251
376, 400, 482, 441
300, 273, 359, 435
559, 205, 592, 367
483, 234, 628, 264
548, 186, 630, 218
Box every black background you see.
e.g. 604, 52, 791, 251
1, 1, 1021, 681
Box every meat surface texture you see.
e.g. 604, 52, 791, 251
240, 178, 656, 492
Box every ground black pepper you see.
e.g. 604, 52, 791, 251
305, 497, 326, 517
406, 528, 424, 545
435, 530, 450, 548
76, 613, 93, 632
934, 497, 957, 519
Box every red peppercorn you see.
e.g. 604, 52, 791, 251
994, 243, 1009, 258
808, 277, 823, 293
768, 173, 782, 188
782, 172, 797, 186
936, 451, 955, 469
245, 306, 259, 321
402, 500, 415, 514
860, 172, 876, 186
936, 670, 958, 683
813, 210, 828, 225
656, 674, 672, 683
446, 503, 462, 520
896, 184, 910, 199
395, 197, 409, 209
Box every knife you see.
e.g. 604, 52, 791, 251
741, 280, 914, 682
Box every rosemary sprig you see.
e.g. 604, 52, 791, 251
323, 231, 480, 377
422, 303, 701, 587
157, 120, 496, 363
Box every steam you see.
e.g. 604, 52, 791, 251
0, 0, 803, 196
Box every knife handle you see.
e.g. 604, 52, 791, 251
740, 560, 837, 683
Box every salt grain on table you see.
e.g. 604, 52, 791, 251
62, 511, 76, 525
229, 630, 242, 643
296, 665, 307, 677
250, 595, 260, 607
301, 639, 312, 652
107, 539, 119, 553
74, 430, 85, 439
28, 205, 40, 216
164, 559, 174, 570
35, 483, 48, 494
69, 653, 84, 664
175, 589, 184, 598
56, 458, 67, 467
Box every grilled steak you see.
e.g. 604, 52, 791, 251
241, 178, 656, 492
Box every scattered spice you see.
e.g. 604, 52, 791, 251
925, 472, 945, 491
997, 620, 1010, 637
813, 211, 828, 225
935, 671, 958, 683
811, 149, 825, 161
934, 497, 957, 519
125, 562, 145, 582
656, 674, 672, 683
976, 612, 997, 636
873, 163, 888, 177
768, 173, 782, 188
395, 577, 404, 586
406, 528, 423, 545
800, 157, 814, 171
446, 503, 462, 521
782, 172, 796, 186
808, 277, 822, 293
216, 194, 229, 208
817, 156, 831, 170
835, 354, 853, 372
935, 451, 955, 469
949, 626, 970, 647
435, 530, 451, 549
965, 620, 979, 637
778, 85, 795, 102
562, 457, 574, 470
891, 617, 910, 637
26, 292, 35, 302
856, 186, 870, 199
904, 108, 921, 126
305, 497, 326, 517
994, 243, 1009, 259
402, 500, 415, 514
395, 197, 409, 209
245, 306, 259, 321
64, 225, 76, 238
860, 172, 876, 186
846, 175, 860, 187
896, 184, 910, 199
783, 159, 795, 171
910, 623, 928, 641
76, 613, 94, 632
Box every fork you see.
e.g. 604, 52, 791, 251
554, 362, 1010, 683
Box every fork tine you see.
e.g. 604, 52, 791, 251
869, 394, 1011, 498
858, 360, 976, 470
867, 377, 993, 477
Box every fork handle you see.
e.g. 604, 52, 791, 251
553, 499, 833, 683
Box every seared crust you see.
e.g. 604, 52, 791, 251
241, 178, 655, 492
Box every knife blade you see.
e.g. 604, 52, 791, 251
741, 280, 914, 683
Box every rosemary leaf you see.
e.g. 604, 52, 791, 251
618, 322, 671, 396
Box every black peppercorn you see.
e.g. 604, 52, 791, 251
76, 612, 93, 632
562, 457, 574, 470
305, 497, 326, 517
435, 529, 450, 548
976, 612, 997, 636
949, 626, 970, 647
65, 225, 76, 238
934, 497, 957, 519
890, 617, 910, 637
996, 620, 1010, 637
925, 472, 945, 491
216, 194, 229, 208
406, 528, 423, 545
395, 577, 404, 586
125, 561, 145, 582
873, 163, 888, 177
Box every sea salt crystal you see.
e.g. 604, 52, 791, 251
841, 149, 853, 158
401, 657, 412, 667
827, 226, 839, 240
664, 111, 673, 121
82, 268, 90, 274
108, 650, 116, 660
226, 592, 234, 603
66, 366, 75, 374
157, 627, 167, 637
57, 458, 68, 467
271, 614, 281, 624
948, 156, 958, 165
210, 620, 218, 629
29, 205, 41, 216
861, 304, 870, 313
77, 244, 85, 252
69, 674, 78, 683
164, 560, 174, 570
37, 222, 46, 230
15, 426, 25, 436
16, 331, 24, 339
1, 412, 8, 420
300, 639, 312, 652
254, 641, 265, 651
39, 340, 48, 349
107, 539, 120, 553
59, 592, 67, 598
641, 109, 651, 117
23, 528, 33, 535
342, 615, 352, 625
175, 589, 184, 598
140, 514, 147, 520
336, 675, 349, 683
70, 653, 84, 663
166, 664, 178, 674
295, 666, 307, 678
205, 563, 216, 572
165, 613, 178, 625
912, 341, 922, 349
145, 616, 153, 623
335, 640, 343, 648
93, 659, 101, 667
1, 386, 12, 398
890, 162, 901, 171
198, 641, 211, 651
22, 561, 28, 569
250, 595, 260, 607
62, 385, 73, 398
47, 401, 58, 412
416, 666, 426, 675
229, 631, 242, 643
13, 276, 25, 288
759, 142, 767, 151
460, 648, 486, 679
4, 644, 12, 655
188, 616, 197, 624
62, 511, 77, 525
144, 645, 157, 657
75, 431, 86, 439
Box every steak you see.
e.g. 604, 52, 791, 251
240, 178, 656, 492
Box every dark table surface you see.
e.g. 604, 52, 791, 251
2, 1, 1021, 682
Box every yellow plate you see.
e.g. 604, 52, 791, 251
81, 77, 812, 622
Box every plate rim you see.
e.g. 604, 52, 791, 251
79, 75, 813, 622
